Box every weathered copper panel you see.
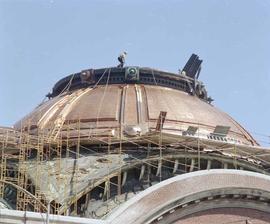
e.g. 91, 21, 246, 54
145, 86, 176, 120
145, 85, 241, 133
67, 85, 121, 122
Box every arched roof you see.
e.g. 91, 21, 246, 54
107, 169, 270, 224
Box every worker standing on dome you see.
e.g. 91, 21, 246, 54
117, 51, 127, 68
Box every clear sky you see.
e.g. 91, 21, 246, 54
0, 0, 269, 145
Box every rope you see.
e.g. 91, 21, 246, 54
58, 73, 76, 96
86, 68, 109, 137
96, 68, 111, 128
151, 69, 158, 86
92, 68, 109, 89
251, 131, 270, 138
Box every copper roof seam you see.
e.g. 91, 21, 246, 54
112, 87, 121, 123
119, 86, 126, 128
49, 88, 93, 140
141, 85, 150, 122
37, 95, 70, 129
135, 85, 142, 124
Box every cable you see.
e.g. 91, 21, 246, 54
58, 73, 76, 96
250, 131, 270, 138
85, 68, 109, 138
151, 69, 158, 86
96, 68, 111, 128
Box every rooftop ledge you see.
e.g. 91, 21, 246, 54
48, 66, 212, 103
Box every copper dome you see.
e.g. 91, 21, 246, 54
14, 66, 257, 146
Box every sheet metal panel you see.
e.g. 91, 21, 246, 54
67, 85, 121, 122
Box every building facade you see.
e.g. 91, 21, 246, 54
1, 57, 270, 223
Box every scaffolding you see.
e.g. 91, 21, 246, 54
0, 116, 270, 218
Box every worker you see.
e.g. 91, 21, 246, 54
117, 51, 127, 68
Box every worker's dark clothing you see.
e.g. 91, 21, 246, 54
117, 54, 126, 68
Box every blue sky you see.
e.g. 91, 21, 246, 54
0, 0, 269, 145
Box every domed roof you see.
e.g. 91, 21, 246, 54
14, 67, 258, 146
